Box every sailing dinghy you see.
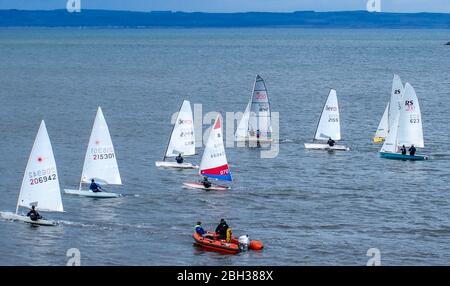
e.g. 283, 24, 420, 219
183, 114, 232, 191
155, 100, 198, 169
373, 103, 389, 143
235, 75, 273, 144
373, 74, 404, 143
64, 107, 122, 198
379, 83, 428, 160
0, 121, 63, 226
304, 89, 350, 151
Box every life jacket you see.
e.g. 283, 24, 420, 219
226, 228, 232, 243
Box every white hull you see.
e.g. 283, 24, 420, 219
304, 143, 350, 151
0, 211, 57, 226
155, 161, 198, 169
235, 137, 273, 143
183, 182, 229, 191
64, 189, 121, 198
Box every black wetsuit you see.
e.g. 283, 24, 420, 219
215, 222, 229, 239
327, 139, 335, 147
409, 146, 417, 156
27, 209, 42, 221
400, 146, 407, 155
202, 178, 211, 188
176, 155, 184, 164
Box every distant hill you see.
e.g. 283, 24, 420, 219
1, 9, 450, 28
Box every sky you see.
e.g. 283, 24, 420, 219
0, 0, 450, 13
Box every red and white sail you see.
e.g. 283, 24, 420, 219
199, 115, 232, 181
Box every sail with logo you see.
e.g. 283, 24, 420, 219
235, 75, 272, 144
155, 100, 197, 169
184, 114, 232, 191
304, 89, 350, 151
374, 74, 404, 143
64, 107, 123, 198
0, 121, 63, 226
379, 83, 428, 160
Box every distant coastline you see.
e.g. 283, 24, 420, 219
1, 9, 450, 28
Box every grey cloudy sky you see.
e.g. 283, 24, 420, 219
0, 0, 449, 13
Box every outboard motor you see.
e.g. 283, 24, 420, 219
238, 235, 250, 252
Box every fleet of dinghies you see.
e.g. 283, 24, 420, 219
0, 74, 430, 227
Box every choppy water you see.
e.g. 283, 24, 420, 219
0, 28, 449, 265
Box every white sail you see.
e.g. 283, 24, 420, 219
81, 107, 122, 185
397, 83, 424, 148
199, 114, 232, 181
235, 101, 250, 140
388, 74, 404, 130
247, 75, 272, 140
314, 89, 341, 141
17, 121, 63, 213
375, 103, 389, 139
164, 100, 195, 158
380, 109, 400, 153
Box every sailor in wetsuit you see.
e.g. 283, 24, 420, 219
89, 179, 102, 193
27, 205, 42, 221
400, 145, 407, 155
201, 176, 211, 189
176, 153, 184, 164
409, 145, 417, 156
327, 137, 335, 147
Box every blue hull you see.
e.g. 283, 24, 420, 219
379, 152, 429, 161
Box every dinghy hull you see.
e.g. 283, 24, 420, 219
155, 161, 198, 169
183, 182, 229, 191
235, 137, 273, 143
304, 143, 350, 151
64, 189, 121, 198
0, 212, 57, 226
379, 152, 429, 161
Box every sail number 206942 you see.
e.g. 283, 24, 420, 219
30, 174, 57, 185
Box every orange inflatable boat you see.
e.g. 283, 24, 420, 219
192, 232, 263, 254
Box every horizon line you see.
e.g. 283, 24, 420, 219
1, 9, 450, 15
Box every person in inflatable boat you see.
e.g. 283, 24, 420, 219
195, 221, 206, 236
215, 218, 229, 239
